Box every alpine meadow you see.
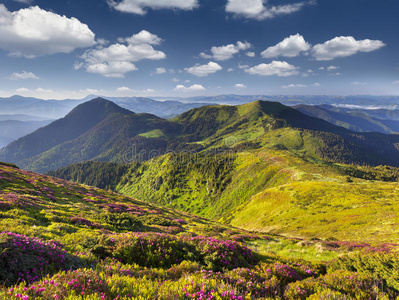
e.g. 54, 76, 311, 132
1, 0, 399, 299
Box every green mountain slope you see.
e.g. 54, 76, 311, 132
0, 98, 132, 163
49, 146, 399, 244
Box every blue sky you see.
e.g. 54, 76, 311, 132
0, 0, 398, 99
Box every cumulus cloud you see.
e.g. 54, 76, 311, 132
155, 67, 167, 74
0, 5, 95, 58
174, 84, 206, 92
124, 30, 162, 45
108, 0, 198, 15
15, 87, 30, 93
282, 82, 320, 88
226, 0, 314, 20
282, 83, 307, 88
312, 36, 385, 61
79, 30, 166, 78
244, 61, 299, 77
117, 86, 133, 91
261, 34, 311, 58
16, 87, 53, 93
185, 62, 222, 77
246, 52, 255, 57
13, 0, 33, 4
234, 83, 247, 88
327, 65, 339, 71
35, 88, 53, 93
9, 71, 40, 80
200, 41, 252, 61
82, 89, 99, 94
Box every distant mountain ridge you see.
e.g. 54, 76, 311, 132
295, 104, 399, 134
0, 119, 53, 149
3, 97, 399, 173
0, 94, 215, 119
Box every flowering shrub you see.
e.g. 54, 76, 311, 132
187, 236, 259, 271
0, 232, 83, 285
4, 268, 108, 299
99, 232, 198, 268
284, 270, 389, 299
96, 233, 258, 271
329, 252, 399, 291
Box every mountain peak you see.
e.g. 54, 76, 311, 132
67, 97, 133, 119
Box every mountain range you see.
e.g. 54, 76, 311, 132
3, 97, 399, 173
295, 104, 399, 134
3, 94, 399, 151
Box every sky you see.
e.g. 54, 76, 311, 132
0, 0, 398, 99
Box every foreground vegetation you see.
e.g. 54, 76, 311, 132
1, 162, 399, 299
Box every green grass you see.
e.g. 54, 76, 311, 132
138, 129, 167, 139
248, 239, 340, 263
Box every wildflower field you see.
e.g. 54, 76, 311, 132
1, 161, 399, 299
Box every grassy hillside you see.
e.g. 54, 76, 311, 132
50, 143, 399, 244
3, 161, 399, 299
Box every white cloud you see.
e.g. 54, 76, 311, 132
79, 30, 166, 78
185, 61, 222, 77
282, 83, 307, 88
327, 65, 339, 71
143, 88, 155, 93
238, 63, 249, 69
261, 34, 311, 58
108, 0, 198, 15
199, 52, 212, 59
172, 77, 180, 82
312, 36, 385, 61
235, 83, 247, 88
225, 0, 314, 20
35, 88, 53, 93
246, 51, 255, 57
117, 86, 133, 91
174, 84, 205, 92
318, 67, 325, 70
245, 61, 299, 77
351, 82, 367, 85
9, 71, 40, 80
96, 39, 109, 46
282, 82, 320, 88
82, 88, 99, 94
86, 62, 138, 78
227, 68, 234, 72
0, 5, 95, 58
15, 87, 30, 93
13, 0, 33, 4
124, 30, 162, 45
155, 67, 167, 74
201, 41, 252, 61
